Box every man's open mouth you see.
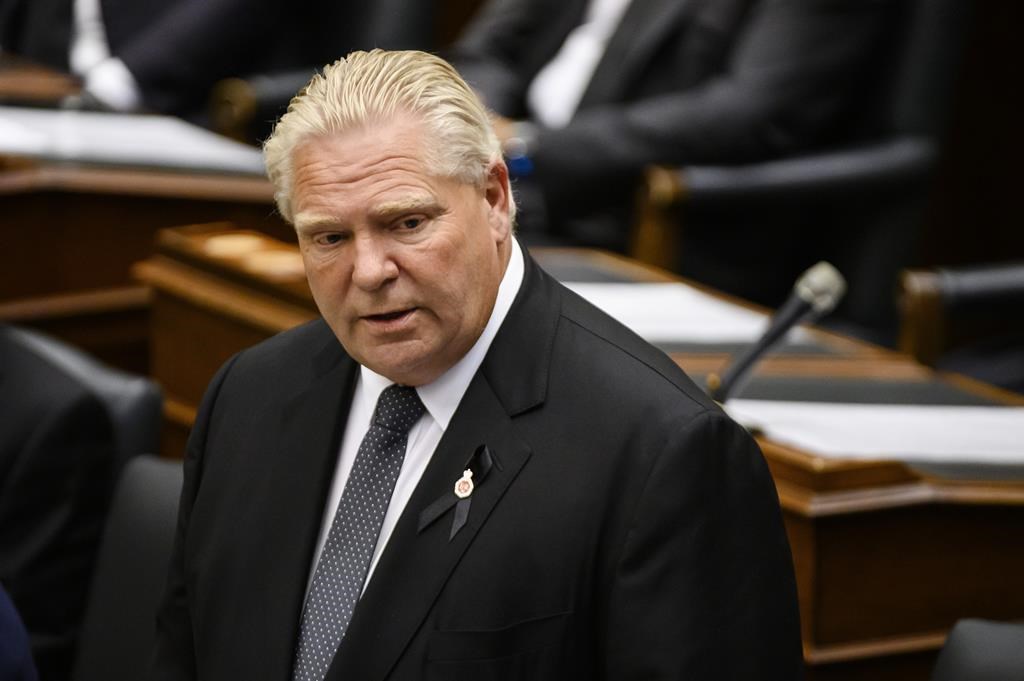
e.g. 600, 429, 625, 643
365, 308, 415, 322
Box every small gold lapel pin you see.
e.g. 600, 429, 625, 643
454, 469, 474, 499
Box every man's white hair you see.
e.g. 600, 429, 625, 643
263, 49, 515, 224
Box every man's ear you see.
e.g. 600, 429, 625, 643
484, 159, 512, 241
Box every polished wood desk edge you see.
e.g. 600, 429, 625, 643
0, 56, 80, 102
0, 285, 149, 321
155, 224, 308, 304
939, 369, 1024, 406
766, 437, 1024, 511
0, 160, 274, 203
776, 476, 1024, 516
133, 257, 315, 334
676, 354, 928, 378
763, 438, 919, 490
804, 629, 948, 665
165, 397, 197, 430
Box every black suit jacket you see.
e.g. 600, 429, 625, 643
450, 0, 895, 250
0, 0, 430, 117
0, 327, 117, 681
151, 249, 801, 679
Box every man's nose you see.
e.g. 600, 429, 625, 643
350, 235, 399, 290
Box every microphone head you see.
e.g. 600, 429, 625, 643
794, 261, 847, 315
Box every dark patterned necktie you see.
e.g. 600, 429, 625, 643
291, 384, 425, 681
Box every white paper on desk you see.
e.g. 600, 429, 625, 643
0, 114, 50, 154
0, 105, 265, 174
565, 282, 807, 344
725, 400, 1024, 464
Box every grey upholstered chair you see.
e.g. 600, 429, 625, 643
931, 619, 1024, 681
71, 456, 184, 681
7, 326, 162, 466
900, 262, 1024, 393
636, 0, 968, 344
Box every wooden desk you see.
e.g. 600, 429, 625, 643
135, 224, 1024, 681
0, 160, 288, 371
0, 54, 79, 105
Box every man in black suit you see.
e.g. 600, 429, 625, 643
450, 0, 896, 301
0, 326, 117, 681
151, 49, 800, 680
0, 0, 430, 117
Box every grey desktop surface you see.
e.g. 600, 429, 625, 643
656, 340, 837, 356
719, 374, 999, 406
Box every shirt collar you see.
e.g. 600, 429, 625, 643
358, 238, 526, 430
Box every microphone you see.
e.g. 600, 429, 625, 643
707, 261, 847, 403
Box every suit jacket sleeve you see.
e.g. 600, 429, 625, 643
149, 354, 239, 681
604, 410, 802, 678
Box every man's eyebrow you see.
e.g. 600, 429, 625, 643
370, 196, 445, 219
293, 213, 341, 232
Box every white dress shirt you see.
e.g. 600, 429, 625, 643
70, 0, 142, 111
527, 0, 635, 128
305, 238, 526, 595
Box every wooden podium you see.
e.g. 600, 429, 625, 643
134, 224, 1024, 681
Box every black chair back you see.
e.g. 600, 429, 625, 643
889, 0, 968, 138
71, 456, 183, 681
7, 327, 162, 467
931, 619, 1024, 681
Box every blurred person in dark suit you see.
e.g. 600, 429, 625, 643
0, 0, 432, 118
449, 0, 897, 263
0, 326, 116, 681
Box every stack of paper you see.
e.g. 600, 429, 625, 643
565, 282, 808, 344
726, 400, 1024, 465
0, 105, 265, 175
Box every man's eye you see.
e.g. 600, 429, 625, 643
316, 233, 345, 246
398, 217, 424, 230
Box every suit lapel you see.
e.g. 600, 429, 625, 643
578, 0, 699, 108
255, 329, 359, 681
328, 375, 532, 681
326, 246, 561, 681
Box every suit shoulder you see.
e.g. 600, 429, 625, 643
555, 285, 717, 415
228, 318, 336, 375
197, 319, 347, 413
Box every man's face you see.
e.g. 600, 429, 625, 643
290, 116, 512, 386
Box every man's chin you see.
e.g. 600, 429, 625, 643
350, 343, 441, 387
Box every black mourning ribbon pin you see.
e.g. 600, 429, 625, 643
417, 445, 495, 541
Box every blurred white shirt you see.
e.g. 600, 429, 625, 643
70, 0, 142, 111
305, 239, 526, 597
527, 0, 635, 128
